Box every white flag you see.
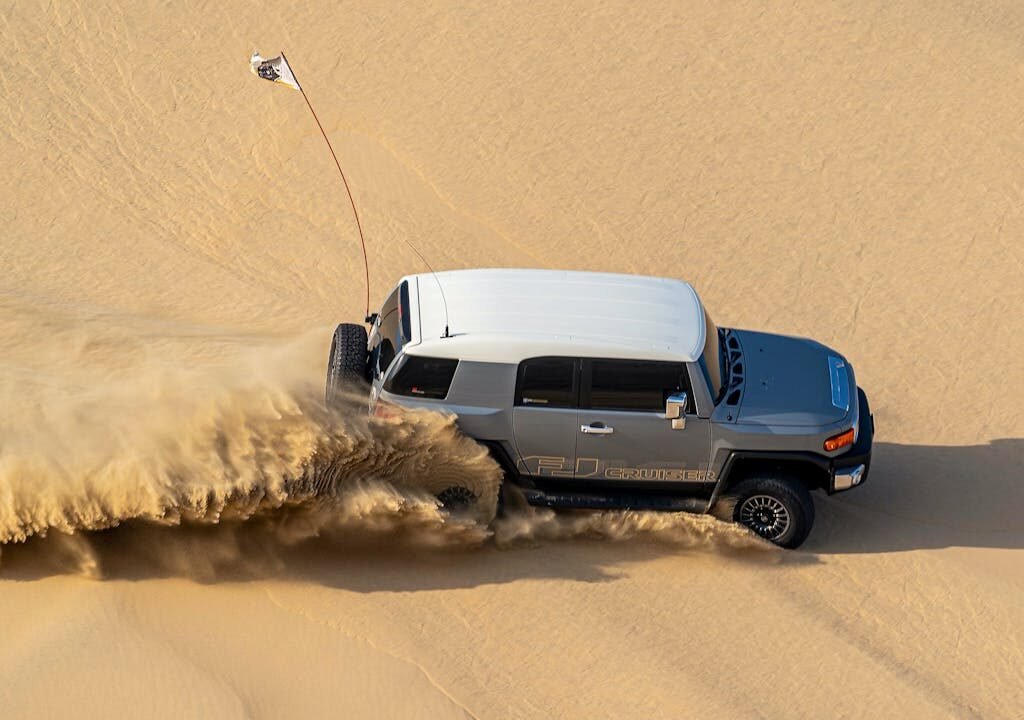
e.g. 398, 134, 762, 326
250, 51, 301, 91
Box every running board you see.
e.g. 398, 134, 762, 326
520, 488, 708, 514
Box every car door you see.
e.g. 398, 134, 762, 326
511, 357, 580, 480
576, 358, 713, 487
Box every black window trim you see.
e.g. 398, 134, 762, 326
398, 280, 412, 342
514, 356, 581, 409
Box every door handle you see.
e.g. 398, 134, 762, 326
581, 424, 614, 435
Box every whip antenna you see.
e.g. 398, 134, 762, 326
400, 241, 451, 338
251, 50, 371, 320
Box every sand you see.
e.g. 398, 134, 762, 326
2, 1, 1023, 717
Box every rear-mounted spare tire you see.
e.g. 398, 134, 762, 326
326, 323, 369, 410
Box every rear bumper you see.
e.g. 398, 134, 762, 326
829, 387, 874, 494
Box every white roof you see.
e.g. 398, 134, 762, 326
403, 269, 707, 364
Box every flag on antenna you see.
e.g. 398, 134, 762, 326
248, 49, 372, 318
250, 51, 301, 91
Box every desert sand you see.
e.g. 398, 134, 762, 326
1, 1, 1022, 718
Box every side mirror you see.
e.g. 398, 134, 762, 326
665, 392, 688, 430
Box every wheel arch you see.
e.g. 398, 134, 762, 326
475, 440, 521, 483
713, 451, 831, 501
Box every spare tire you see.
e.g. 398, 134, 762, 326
325, 323, 369, 409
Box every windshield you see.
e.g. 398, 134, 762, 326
699, 312, 725, 401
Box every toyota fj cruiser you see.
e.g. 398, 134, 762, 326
326, 269, 873, 548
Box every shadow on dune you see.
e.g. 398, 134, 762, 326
2, 438, 1017, 585
808, 439, 1024, 554
271, 538, 791, 593
0, 510, 795, 589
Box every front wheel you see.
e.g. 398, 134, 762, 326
729, 474, 815, 549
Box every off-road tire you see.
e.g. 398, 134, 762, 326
433, 478, 499, 525
325, 323, 369, 410
729, 474, 815, 549
437, 486, 478, 512
395, 471, 499, 526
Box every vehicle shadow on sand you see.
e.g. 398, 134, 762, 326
274, 537, 793, 594
0, 514, 798, 590
3, 439, 1013, 586
807, 439, 1024, 554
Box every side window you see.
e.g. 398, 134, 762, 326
383, 356, 458, 399
585, 359, 692, 412
515, 357, 578, 408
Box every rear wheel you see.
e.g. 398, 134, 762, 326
408, 475, 499, 526
729, 474, 815, 549
437, 486, 478, 513
325, 323, 369, 410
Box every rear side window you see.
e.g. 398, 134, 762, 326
384, 356, 458, 399
585, 359, 691, 412
516, 357, 577, 408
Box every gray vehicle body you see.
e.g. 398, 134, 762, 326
364, 270, 873, 515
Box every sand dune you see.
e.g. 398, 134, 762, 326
2, 1, 1023, 718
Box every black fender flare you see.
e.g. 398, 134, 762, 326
707, 450, 832, 510
476, 440, 521, 483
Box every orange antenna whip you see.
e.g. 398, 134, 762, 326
281, 52, 371, 320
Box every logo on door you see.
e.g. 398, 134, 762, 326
518, 456, 715, 482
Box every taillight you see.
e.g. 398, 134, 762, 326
823, 428, 855, 452
372, 400, 400, 419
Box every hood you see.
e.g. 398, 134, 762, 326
730, 329, 853, 427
